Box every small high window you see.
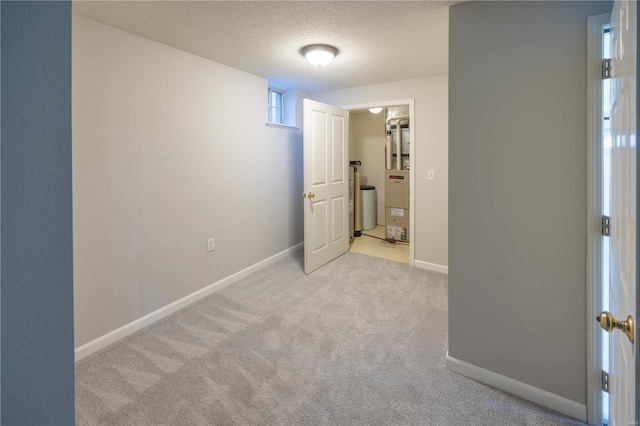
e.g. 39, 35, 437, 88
268, 87, 284, 124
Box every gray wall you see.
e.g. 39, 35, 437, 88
73, 16, 303, 347
1, 1, 3, 418
1, 2, 3, 418
449, 1, 611, 405
1, 1, 75, 424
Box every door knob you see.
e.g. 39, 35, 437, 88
308, 192, 315, 198
302, 192, 307, 198
597, 311, 635, 344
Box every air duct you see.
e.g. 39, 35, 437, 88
385, 115, 409, 170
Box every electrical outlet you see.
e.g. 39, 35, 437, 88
207, 238, 215, 252
427, 170, 435, 181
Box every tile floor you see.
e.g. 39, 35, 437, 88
349, 225, 410, 264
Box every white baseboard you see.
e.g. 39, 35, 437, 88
75, 243, 303, 362
414, 259, 448, 274
445, 352, 587, 423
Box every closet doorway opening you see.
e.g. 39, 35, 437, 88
344, 99, 415, 265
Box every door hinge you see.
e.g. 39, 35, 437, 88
601, 215, 611, 237
601, 370, 610, 393
602, 58, 613, 79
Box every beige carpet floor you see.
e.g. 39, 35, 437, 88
75, 250, 584, 425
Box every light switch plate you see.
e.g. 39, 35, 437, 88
427, 170, 435, 181
207, 238, 215, 252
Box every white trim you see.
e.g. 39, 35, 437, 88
75, 243, 303, 362
445, 352, 587, 423
341, 98, 416, 267
586, 12, 611, 426
265, 122, 300, 130
414, 259, 448, 274
408, 99, 415, 268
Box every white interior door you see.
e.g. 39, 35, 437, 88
303, 99, 349, 274
606, 1, 637, 424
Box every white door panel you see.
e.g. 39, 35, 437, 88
311, 110, 328, 186
304, 99, 349, 274
332, 115, 345, 183
332, 196, 346, 242
312, 200, 328, 252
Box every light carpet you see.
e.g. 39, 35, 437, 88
75, 250, 584, 425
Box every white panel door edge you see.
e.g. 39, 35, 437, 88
607, 1, 637, 424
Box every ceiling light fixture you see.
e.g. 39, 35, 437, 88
369, 108, 383, 114
300, 44, 339, 67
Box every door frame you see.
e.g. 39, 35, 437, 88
586, 11, 640, 425
341, 98, 415, 266
635, 4, 640, 423
586, 13, 610, 425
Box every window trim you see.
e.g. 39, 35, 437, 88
267, 86, 284, 124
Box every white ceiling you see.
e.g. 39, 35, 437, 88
73, 1, 456, 93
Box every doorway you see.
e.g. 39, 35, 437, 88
344, 100, 415, 265
301, 98, 415, 274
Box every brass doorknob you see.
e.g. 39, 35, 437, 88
597, 311, 635, 343
308, 192, 315, 198
302, 192, 307, 198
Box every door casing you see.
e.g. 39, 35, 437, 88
586, 13, 610, 424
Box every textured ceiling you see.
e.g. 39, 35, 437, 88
73, 1, 455, 93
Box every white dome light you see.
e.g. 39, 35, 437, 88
369, 108, 383, 114
300, 44, 339, 67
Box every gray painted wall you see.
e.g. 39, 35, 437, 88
1, 1, 3, 418
1, 0, 3, 418
449, 1, 611, 405
1, 1, 75, 424
73, 17, 304, 347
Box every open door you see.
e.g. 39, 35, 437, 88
302, 99, 349, 274
598, 1, 637, 424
